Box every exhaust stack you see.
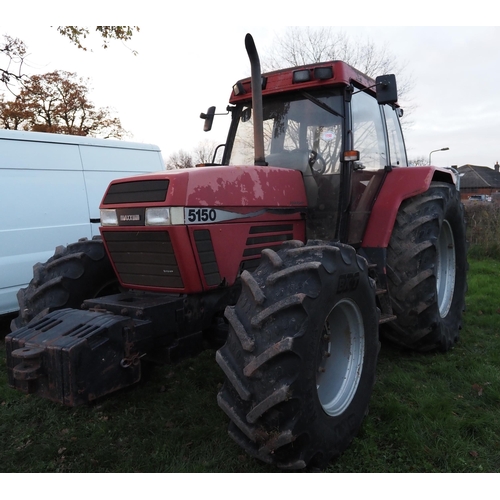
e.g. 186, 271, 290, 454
244, 34, 267, 167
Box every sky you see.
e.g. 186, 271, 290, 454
1, 17, 499, 170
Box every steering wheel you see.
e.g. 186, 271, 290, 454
308, 150, 327, 175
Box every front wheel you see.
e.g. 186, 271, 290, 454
11, 236, 120, 331
216, 241, 380, 470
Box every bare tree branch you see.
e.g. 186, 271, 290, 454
262, 27, 415, 124
56, 26, 140, 54
0, 35, 29, 93
1, 27, 140, 93
166, 150, 194, 170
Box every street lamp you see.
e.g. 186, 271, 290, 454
429, 147, 449, 165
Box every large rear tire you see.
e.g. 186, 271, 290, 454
216, 241, 379, 470
385, 181, 468, 352
11, 236, 119, 331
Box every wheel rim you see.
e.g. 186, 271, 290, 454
436, 219, 456, 318
316, 299, 365, 417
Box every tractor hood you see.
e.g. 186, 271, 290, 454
100, 165, 308, 209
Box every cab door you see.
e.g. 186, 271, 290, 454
347, 92, 407, 246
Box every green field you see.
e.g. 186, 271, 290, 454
1, 258, 499, 473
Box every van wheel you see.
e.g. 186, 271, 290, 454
10, 236, 119, 331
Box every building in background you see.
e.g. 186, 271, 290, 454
457, 164, 500, 202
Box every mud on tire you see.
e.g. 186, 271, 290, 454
216, 240, 379, 470
11, 236, 119, 331
385, 181, 468, 352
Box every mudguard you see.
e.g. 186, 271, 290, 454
362, 167, 456, 248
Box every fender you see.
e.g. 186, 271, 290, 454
362, 166, 456, 248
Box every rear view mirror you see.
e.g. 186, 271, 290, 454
376, 75, 398, 105
200, 106, 216, 132
241, 108, 252, 123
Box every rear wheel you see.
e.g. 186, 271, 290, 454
385, 181, 468, 352
216, 241, 379, 470
11, 236, 119, 331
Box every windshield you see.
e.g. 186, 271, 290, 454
229, 90, 344, 175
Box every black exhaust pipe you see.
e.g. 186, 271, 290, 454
245, 34, 267, 167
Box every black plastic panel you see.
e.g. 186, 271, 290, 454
103, 179, 169, 205
103, 231, 184, 288
194, 230, 221, 287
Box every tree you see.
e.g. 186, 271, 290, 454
193, 139, 221, 164
263, 27, 413, 107
165, 140, 221, 170
0, 93, 31, 129
1, 27, 139, 90
1, 35, 28, 90
408, 156, 428, 166
56, 26, 140, 53
166, 150, 194, 170
0, 70, 127, 138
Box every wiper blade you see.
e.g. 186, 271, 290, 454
302, 92, 344, 118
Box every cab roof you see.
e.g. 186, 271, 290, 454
229, 60, 376, 104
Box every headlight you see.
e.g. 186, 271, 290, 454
100, 209, 118, 226
145, 207, 184, 226
146, 207, 171, 226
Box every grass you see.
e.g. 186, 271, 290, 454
1, 258, 500, 473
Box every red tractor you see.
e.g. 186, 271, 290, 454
6, 35, 467, 470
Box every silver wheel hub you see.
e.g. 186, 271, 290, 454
436, 219, 456, 318
316, 299, 365, 417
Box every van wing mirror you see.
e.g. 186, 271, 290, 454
376, 74, 398, 105
200, 106, 216, 132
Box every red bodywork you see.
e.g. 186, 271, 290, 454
100, 166, 307, 294
100, 164, 456, 295
362, 166, 455, 248
230, 60, 375, 104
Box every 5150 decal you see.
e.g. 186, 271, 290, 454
186, 208, 218, 223
184, 207, 267, 224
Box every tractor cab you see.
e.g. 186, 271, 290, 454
205, 60, 407, 245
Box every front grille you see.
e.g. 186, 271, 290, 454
103, 231, 183, 289
242, 224, 294, 257
103, 179, 169, 205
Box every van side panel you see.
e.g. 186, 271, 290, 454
0, 130, 164, 316
79, 146, 165, 237
0, 139, 92, 314
0, 138, 83, 171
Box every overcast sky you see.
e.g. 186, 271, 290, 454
2, 21, 498, 169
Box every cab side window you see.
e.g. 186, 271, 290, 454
351, 90, 387, 170
384, 105, 407, 167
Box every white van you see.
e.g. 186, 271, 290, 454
0, 129, 165, 315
